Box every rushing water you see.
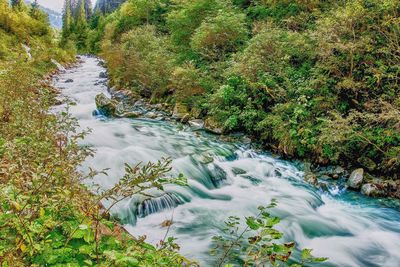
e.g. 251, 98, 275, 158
53, 56, 400, 267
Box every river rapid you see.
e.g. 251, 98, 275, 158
53, 56, 400, 267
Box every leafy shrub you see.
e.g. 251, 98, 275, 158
190, 9, 248, 60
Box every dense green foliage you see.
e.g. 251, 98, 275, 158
79, 0, 399, 181
0, 2, 192, 266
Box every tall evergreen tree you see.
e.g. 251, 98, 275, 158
85, 0, 93, 21
11, 0, 23, 9
74, 0, 88, 51
62, 0, 73, 43
30, 0, 40, 19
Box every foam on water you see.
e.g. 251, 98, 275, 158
54, 57, 400, 267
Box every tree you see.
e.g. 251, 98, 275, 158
62, 0, 74, 43
85, 0, 93, 21
11, 0, 23, 9
74, 0, 89, 51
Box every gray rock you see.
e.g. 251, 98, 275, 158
232, 167, 247, 175
119, 111, 141, 118
154, 116, 165, 121
145, 112, 157, 119
134, 99, 145, 108
65, 79, 73, 83
154, 103, 163, 110
305, 172, 318, 185
334, 166, 345, 175
99, 71, 107, 78
95, 93, 118, 116
361, 183, 385, 197
241, 136, 252, 144
188, 119, 205, 130
347, 168, 364, 189
204, 117, 224, 134
112, 89, 135, 102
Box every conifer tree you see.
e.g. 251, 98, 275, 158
11, 0, 23, 9
74, 0, 88, 51
61, 0, 73, 44
85, 0, 93, 21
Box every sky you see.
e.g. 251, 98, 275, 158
36, 0, 96, 13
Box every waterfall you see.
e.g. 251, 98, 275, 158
136, 193, 184, 218
22, 44, 32, 60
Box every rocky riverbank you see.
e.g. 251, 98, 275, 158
93, 69, 400, 201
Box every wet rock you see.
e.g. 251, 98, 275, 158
154, 103, 163, 110
145, 111, 157, 119
204, 117, 224, 134
209, 165, 227, 187
188, 119, 205, 130
199, 154, 214, 164
232, 167, 246, 175
241, 175, 262, 185
118, 111, 142, 118
134, 99, 146, 108
51, 59, 66, 72
318, 182, 329, 192
95, 93, 118, 116
334, 166, 345, 175
347, 168, 364, 189
99, 71, 107, 78
65, 79, 73, 83
305, 172, 318, 185
112, 89, 135, 102
241, 136, 252, 144
361, 183, 385, 197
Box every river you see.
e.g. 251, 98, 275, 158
53, 56, 400, 267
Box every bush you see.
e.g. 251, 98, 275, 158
190, 9, 248, 60
102, 25, 174, 98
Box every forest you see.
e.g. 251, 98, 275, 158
63, 0, 399, 189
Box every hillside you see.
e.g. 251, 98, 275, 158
25, 0, 62, 28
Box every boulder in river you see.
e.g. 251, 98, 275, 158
119, 111, 141, 118
361, 183, 385, 197
99, 71, 107, 78
347, 168, 364, 189
188, 119, 205, 130
204, 117, 224, 134
95, 93, 118, 116
145, 111, 158, 119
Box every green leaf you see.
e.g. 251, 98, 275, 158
246, 217, 260, 230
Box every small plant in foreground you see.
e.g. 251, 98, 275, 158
211, 200, 328, 266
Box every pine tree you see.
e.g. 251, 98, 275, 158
62, 0, 74, 43
30, 0, 40, 19
85, 0, 93, 21
74, 0, 88, 51
11, 0, 23, 9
